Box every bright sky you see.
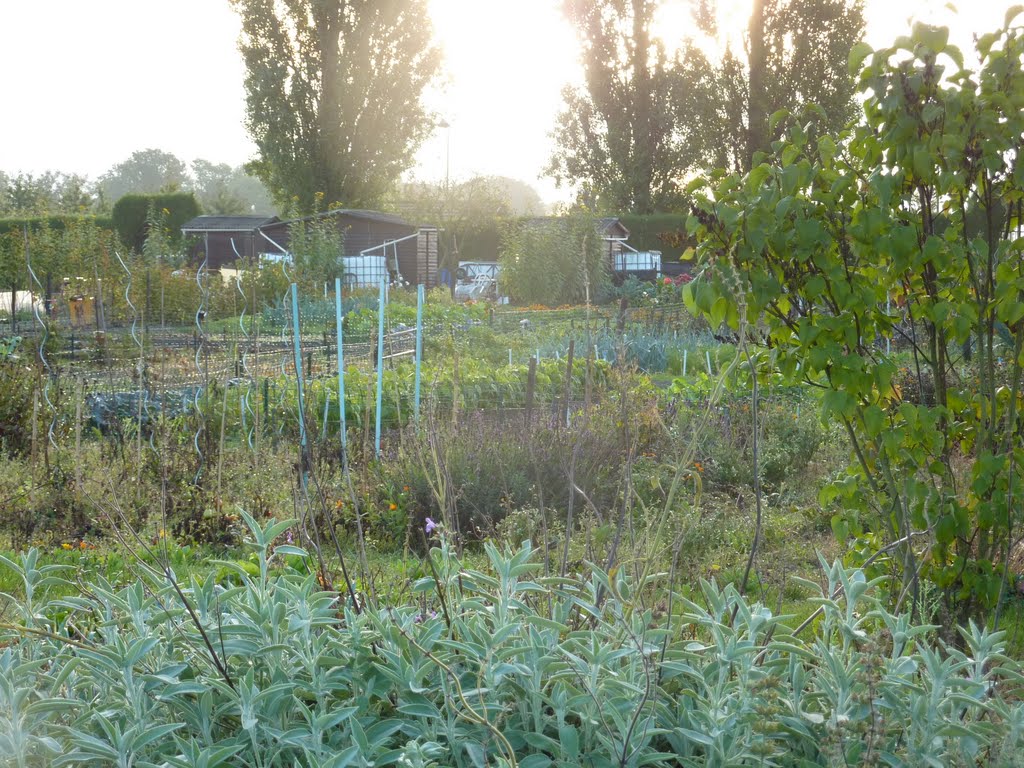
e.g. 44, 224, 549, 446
0, 0, 1018, 206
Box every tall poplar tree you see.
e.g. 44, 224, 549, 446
547, 0, 697, 214
703, 0, 865, 173
549, 0, 865, 209
231, 0, 441, 213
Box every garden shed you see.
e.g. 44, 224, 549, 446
180, 215, 280, 271
256, 210, 440, 288
182, 210, 440, 288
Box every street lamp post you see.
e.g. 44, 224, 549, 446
439, 119, 450, 189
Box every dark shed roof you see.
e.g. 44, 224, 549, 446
275, 209, 411, 228
181, 215, 278, 232
598, 217, 630, 237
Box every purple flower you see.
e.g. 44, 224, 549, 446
425, 518, 437, 535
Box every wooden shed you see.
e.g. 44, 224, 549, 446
181, 215, 280, 271
256, 210, 439, 288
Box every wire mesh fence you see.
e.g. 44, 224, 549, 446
6, 275, 737, 462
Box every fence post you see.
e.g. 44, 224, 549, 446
31, 388, 39, 462
375, 278, 386, 457
335, 278, 347, 453
584, 346, 593, 426
263, 377, 269, 424
414, 283, 424, 425
525, 356, 536, 429
562, 339, 575, 428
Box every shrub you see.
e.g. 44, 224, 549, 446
112, 193, 199, 253
0, 358, 34, 455
1, 524, 1021, 766
499, 211, 609, 306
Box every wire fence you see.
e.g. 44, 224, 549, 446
7, 276, 736, 462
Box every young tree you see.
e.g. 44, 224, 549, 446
500, 211, 609, 306
231, 0, 441, 213
686, 17, 1024, 632
548, 0, 695, 214
287, 214, 345, 291
0, 231, 25, 333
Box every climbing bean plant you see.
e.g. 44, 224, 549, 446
685, 13, 1024, 630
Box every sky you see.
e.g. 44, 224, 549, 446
0, 0, 1019, 206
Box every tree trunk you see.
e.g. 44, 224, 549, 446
317, 6, 344, 208
746, 0, 768, 172
631, 0, 654, 214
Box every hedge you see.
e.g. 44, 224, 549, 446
0, 215, 114, 237
111, 192, 199, 252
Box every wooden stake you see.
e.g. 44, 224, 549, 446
525, 357, 536, 429
31, 388, 39, 463
75, 382, 83, 497
562, 340, 575, 429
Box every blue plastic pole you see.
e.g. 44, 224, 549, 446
374, 278, 386, 456
335, 278, 347, 452
290, 283, 308, 453
414, 283, 424, 424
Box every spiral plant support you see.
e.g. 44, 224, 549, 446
231, 239, 257, 450
24, 226, 59, 452
193, 248, 209, 485
115, 251, 153, 450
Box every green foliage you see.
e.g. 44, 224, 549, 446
2, 530, 1022, 766
97, 148, 190, 206
499, 213, 609, 306
287, 214, 345, 290
686, 15, 1024, 626
0, 216, 113, 238
616, 213, 692, 263
231, 0, 441, 212
0, 171, 96, 216
672, 385, 827, 493
0, 359, 33, 456
112, 193, 199, 254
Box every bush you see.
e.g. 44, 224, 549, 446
499, 212, 609, 306
0, 358, 33, 455
111, 193, 199, 253
1, 526, 1021, 766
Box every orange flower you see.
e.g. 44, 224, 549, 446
79, 541, 87, 550
402, 485, 410, 492
389, 503, 398, 511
